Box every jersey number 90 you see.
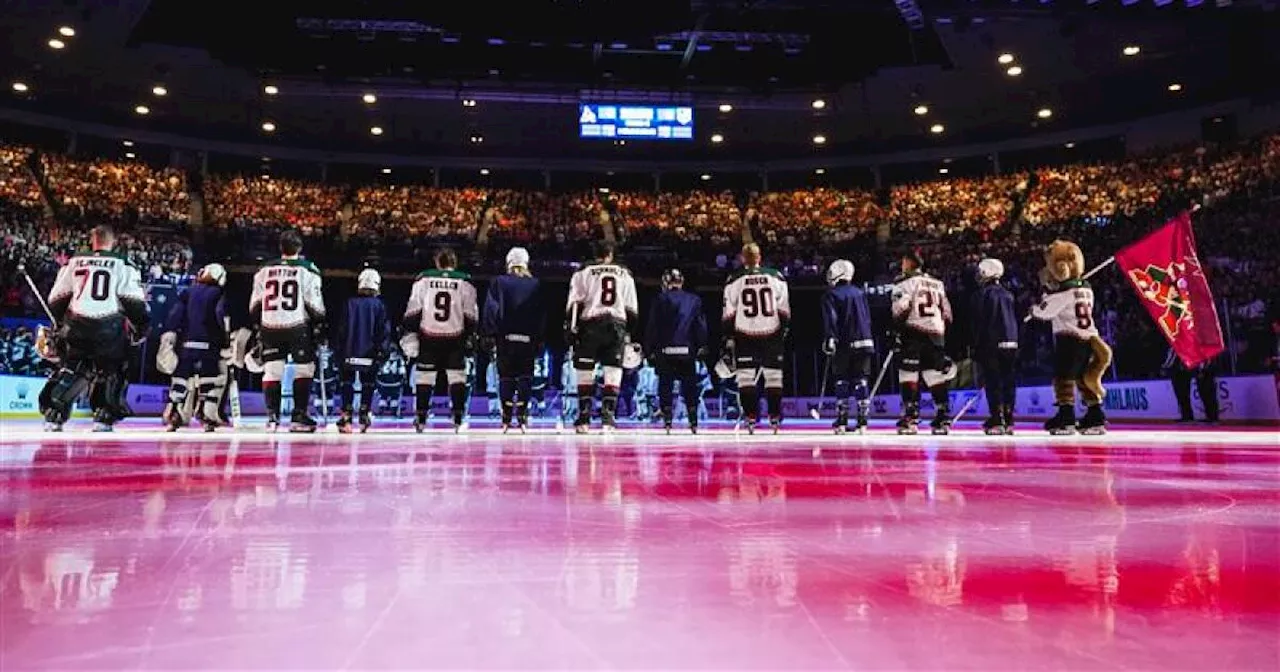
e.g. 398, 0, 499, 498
741, 287, 776, 318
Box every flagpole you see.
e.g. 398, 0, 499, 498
1023, 256, 1116, 323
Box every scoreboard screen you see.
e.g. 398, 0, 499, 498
578, 104, 694, 141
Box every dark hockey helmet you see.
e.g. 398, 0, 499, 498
661, 268, 684, 290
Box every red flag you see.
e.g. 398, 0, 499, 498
1114, 211, 1224, 368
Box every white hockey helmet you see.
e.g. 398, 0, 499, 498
200, 263, 227, 286
358, 268, 382, 292
506, 246, 530, 269
977, 258, 1005, 282
826, 259, 855, 286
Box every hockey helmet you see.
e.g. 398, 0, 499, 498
506, 246, 530, 269
826, 259, 855, 286
976, 258, 1005, 282
661, 268, 684, 290
200, 263, 227, 286
358, 268, 382, 292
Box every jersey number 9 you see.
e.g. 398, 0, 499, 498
1075, 302, 1093, 330
433, 292, 452, 322
264, 279, 299, 312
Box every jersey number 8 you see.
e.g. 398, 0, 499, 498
600, 276, 617, 307
264, 279, 299, 312
741, 287, 775, 318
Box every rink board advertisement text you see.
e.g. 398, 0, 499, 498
3, 373, 1278, 423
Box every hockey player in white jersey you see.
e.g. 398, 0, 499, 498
249, 230, 327, 432
722, 243, 791, 434
38, 225, 151, 431
565, 241, 638, 433
403, 247, 478, 432
890, 250, 955, 435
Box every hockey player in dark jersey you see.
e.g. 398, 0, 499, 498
644, 268, 709, 434
336, 268, 391, 433
375, 350, 406, 417
158, 263, 230, 432
971, 258, 1019, 434
820, 260, 876, 434
481, 247, 545, 432
39, 225, 151, 432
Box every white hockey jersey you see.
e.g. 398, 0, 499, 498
891, 272, 951, 337
722, 267, 791, 337
48, 251, 146, 322
1031, 281, 1100, 340
250, 257, 326, 331
566, 263, 638, 325
405, 269, 478, 338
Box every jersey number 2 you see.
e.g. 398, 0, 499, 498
917, 291, 940, 318
73, 268, 111, 301
264, 279, 299, 311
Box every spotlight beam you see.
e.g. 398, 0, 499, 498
681, 13, 710, 69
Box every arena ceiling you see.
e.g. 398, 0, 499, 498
0, 0, 1276, 162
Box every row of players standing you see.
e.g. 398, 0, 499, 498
35, 225, 1108, 436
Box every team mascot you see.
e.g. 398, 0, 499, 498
1030, 240, 1113, 435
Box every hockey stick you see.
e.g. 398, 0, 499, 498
318, 346, 330, 428
1023, 256, 1116, 323
867, 350, 896, 401
808, 353, 832, 419
951, 389, 982, 425
17, 263, 57, 328
228, 372, 242, 428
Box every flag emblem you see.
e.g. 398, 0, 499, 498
1127, 262, 1193, 339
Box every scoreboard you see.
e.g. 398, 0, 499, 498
579, 104, 694, 141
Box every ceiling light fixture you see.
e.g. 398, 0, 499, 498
263, 84, 279, 96
1167, 83, 1183, 92
122, 140, 134, 147
134, 105, 150, 115
381, 168, 391, 174
811, 99, 826, 110
1065, 142, 1076, 149
812, 134, 827, 145
480, 168, 490, 175
930, 123, 945, 134
362, 93, 377, 104
152, 85, 167, 97
700, 174, 711, 181
125, 152, 136, 159
939, 168, 949, 174
47, 38, 65, 50
997, 53, 1014, 65
1037, 108, 1053, 119
370, 126, 384, 136
815, 168, 826, 175
914, 104, 929, 115
719, 103, 733, 113
710, 133, 724, 143
1123, 45, 1140, 56
1006, 66, 1023, 76
462, 99, 477, 107
11, 81, 29, 93
261, 121, 276, 132
58, 26, 76, 37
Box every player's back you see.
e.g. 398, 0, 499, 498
342, 295, 388, 361
568, 263, 637, 324
251, 258, 325, 331
407, 269, 478, 339
892, 273, 950, 336
51, 251, 145, 323
484, 274, 543, 337
723, 267, 790, 338
179, 283, 227, 346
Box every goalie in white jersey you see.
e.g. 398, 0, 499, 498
722, 243, 791, 433
890, 250, 955, 435
403, 247, 479, 432
565, 241, 638, 433
39, 225, 151, 431
249, 230, 327, 432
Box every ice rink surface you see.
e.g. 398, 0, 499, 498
2, 418, 1277, 669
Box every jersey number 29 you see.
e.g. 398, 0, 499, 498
264, 279, 299, 312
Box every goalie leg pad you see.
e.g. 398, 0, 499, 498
39, 362, 92, 421
166, 376, 194, 425
198, 369, 229, 425
89, 364, 132, 424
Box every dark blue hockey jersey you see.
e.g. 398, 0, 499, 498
970, 282, 1019, 353
644, 289, 708, 357
339, 295, 391, 365
482, 274, 545, 343
820, 283, 874, 350
165, 283, 228, 355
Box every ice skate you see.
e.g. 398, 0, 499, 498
453, 414, 468, 434
574, 421, 590, 435
1000, 406, 1014, 435
664, 419, 673, 435
92, 421, 114, 433
896, 416, 918, 435
290, 413, 318, 433
265, 412, 281, 433
770, 418, 781, 435
358, 411, 371, 433
930, 414, 951, 436
853, 403, 869, 434
832, 407, 849, 434
982, 414, 1003, 436
203, 420, 218, 433
336, 411, 354, 434
688, 420, 698, 435
1077, 404, 1107, 435
1044, 405, 1077, 436
414, 412, 427, 434
43, 419, 64, 433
